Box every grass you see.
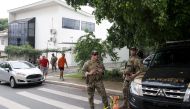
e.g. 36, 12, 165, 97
64, 72, 83, 78
64, 68, 123, 82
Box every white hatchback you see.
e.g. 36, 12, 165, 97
0, 61, 43, 88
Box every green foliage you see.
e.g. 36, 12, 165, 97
65, 0, 190, 48
5, 45, 72, 59
64, 69, 122, 81
0, 18, 8, 31
104, 69, 122, 81
5, 45, 41, 57
74, 32, 118, 68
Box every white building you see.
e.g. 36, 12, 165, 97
8, 0, 129, 66
0, 29, 8, 58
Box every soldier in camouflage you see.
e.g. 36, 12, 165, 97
120, 47, 145, 109
82, 50, 110, 109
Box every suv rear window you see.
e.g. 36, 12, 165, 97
150, 47, 190, 67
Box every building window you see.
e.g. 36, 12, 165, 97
8, 17, 35, 48
28, 23, 35, 37
81, 21, 95, 32
62, 18, 80, 30
1, 40, 4, 45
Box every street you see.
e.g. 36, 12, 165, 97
0, 82, 104, 109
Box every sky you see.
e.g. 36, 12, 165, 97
0, 0, 94, 18
0, 0, 40, 18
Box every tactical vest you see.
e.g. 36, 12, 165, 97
127, 56, 141, 73
86, 60, 104, 83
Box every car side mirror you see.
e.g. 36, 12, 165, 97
5, 68, 10, 72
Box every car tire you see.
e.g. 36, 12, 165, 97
38, 82, 43, 85
10, 77, 17, 88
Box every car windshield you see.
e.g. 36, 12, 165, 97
10, 61, 35, 69
150, 47, 190, 67
144, 54, 154, 61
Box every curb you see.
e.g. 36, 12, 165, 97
45, 80, 122, 96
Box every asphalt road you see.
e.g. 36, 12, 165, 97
0, 82, 105, 109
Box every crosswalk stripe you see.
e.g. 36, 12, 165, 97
0, 96, 30, 109
38, 88, 102, 104
17, 91, 84, 109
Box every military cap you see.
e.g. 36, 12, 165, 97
91, 50, 99, 55
130, 47, 138, 51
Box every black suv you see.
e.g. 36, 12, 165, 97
129, 40, 190, 109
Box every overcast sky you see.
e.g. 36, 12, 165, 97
0, 0, 93, 18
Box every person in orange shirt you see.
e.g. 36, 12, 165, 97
58, 53, 68, 80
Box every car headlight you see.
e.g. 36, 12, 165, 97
183, 88, 190, 102
130, 81, 143, 96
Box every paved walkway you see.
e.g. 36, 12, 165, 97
46, 68, 123, 95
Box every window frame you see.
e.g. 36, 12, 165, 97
62, 17, 80, 30
81, 21, 95, 32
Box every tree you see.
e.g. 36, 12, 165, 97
65, 0, 190, 48
0, 18, 8, 31
74, 32, 118, 68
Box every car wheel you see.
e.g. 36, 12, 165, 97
10, 77, 17, 88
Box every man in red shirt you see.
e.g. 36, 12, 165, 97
40, 55, 49, 80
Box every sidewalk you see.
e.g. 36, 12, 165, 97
46, 69, 123, 95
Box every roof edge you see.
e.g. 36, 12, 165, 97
8, 0, 93, 17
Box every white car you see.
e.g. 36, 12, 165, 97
0, 61, 43, 88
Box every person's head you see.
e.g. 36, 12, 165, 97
52, 53, 55, 57
42, 55, 46, 59
91, 50, 99, 61
62, 53, 65, 57
130, 47, 138, 56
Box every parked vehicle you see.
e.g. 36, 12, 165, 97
0, 61, 43, 88
129, 40, 190, 109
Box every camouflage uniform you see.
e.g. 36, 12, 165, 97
121, 56, 144, 109
82, 60, 110, 109
51, 56, 57, 71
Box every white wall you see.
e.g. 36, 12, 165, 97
0, 36, 8, 57
10, 4, 129, 66
103, 47, 129, 63
14, 5, 60, 50
55, 5, 96, 66
0, 37, 8, 50
11, 4, 95, 66
56, 5, 95, 47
